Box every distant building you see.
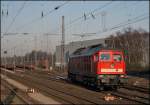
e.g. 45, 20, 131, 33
55, 38, 106, 67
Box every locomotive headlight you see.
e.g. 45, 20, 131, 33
99, 75, 103, 77
120, 75, 125, 78
98, 75, 104, 78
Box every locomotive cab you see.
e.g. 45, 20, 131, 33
96, 50, 127, 89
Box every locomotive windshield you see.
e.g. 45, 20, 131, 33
100, 54, 110, 60
113, 54, 122, 61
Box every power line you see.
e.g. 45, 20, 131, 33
7, 1, 114, 35
95, 14, 149, 35
4, 1, 26, 34
2, 32, 61, 36
70, 14, 148, 46
106, 13, 149, 31
66, 1, 145, 33
13, 1, 69, 32
67, 1, 113, 27
110, 16, 148, 30
51, 1, 114, 33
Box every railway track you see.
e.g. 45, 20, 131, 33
2, 68, 149, 104
120, 86, 149, 104
109, 88, 149, 104
2, 70, 107, 104
124, 85, 149, 94
1, 80, 29, 105
16, 68, 150, 94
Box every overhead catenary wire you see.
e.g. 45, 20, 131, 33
68, 14, 148, 43
49, 1, 114, 33
110, 16, 148, 30
71, 14, 148, 49
2, 1, 148, 38
95, 14, 149, 35
66, 1, 113, 29
109, 13, 148, 30
111, 14, 148, 30
2, 32, 61, 36
67, 1, 145, 34
4, 1, 114, 36
12, 1, 69, 32
1, 3, 9, 17
4, 1, 26, 35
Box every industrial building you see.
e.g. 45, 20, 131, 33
55, 38, 106, 67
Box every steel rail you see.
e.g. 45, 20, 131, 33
1, 80, 29, 105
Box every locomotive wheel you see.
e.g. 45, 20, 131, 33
112, 86, 118, 91
99, 86, 104, 91
96, 85, 104, 91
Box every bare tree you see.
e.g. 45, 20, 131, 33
105, 27, 149, 70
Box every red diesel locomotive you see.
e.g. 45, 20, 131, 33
68, 44, 127, 90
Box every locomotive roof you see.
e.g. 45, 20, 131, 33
70, 44, 103, 57
70, 44, 123, 58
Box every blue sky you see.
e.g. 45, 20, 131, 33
1, 1, 149, 57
